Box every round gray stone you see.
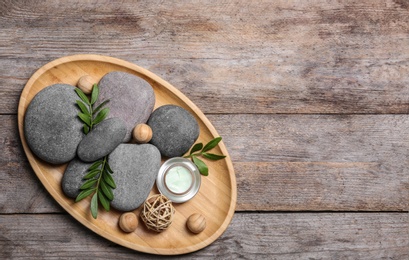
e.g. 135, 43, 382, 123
61, 158, 93, 199
24, 84, 84, 164
109, 143, 161, 211
77, 117, 126, 162
95, 71, 155, 142
147, 105, 199, 158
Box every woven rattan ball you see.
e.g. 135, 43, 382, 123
140, 194, 175, 232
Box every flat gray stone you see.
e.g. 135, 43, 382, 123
95, 71, 155, 142
148, 105, 199, 158
24, 84, 83, 164
109, 143, 161, 211
61, 158, 93, 199
77, 117, 126, 162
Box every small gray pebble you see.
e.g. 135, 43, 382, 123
148, 105, 199, 158
61, 158, 93, 198
95, 71, 155, 142
24, 84, 83, 164
77, 118, 126, 162
110, 143, 161, 211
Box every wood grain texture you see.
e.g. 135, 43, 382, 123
1, 0, 409, 114
1, 0, 408, 257
214, 114, 409, 211
16, 55, 236, 255
2, 114, 408, 213
1, 213, 407, 259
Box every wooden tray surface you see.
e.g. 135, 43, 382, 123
17, 54, 237, 255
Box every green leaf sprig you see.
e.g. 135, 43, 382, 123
75, 156, 116, 219
75, 84, 110, 134
184, 137, 226, 176
74, 84, 116, 219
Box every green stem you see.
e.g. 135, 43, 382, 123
90, 155, 107, 218
95, 155, 107, 192
89, 102, 94, 130
184, 153, 201, 159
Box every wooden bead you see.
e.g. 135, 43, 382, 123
186, 213, 206, 234
132, 124, 153, 143
119, 212, 138, 233
77, 75, 95, 94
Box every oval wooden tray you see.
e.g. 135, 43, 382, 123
17, 54, 237, 255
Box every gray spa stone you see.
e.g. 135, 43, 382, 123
109, 143, 161, 211
147, 105, 199, 158
95, 71, 155, 142
61, 158, 93, 199
77, 117, 126, 162
24, 84, 83, 164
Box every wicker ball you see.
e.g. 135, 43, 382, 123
140, 194, 175, 232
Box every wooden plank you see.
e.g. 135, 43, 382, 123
0, 213, 407, 259
1, 0, 409, 114
210, 114, 409, 164
234, 161, 408, 211
0, 114, 62, 213
2, 114, 408, 213
211, 114, 409, 211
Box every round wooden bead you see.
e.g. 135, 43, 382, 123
77, 75, 95, 94
186, 213, 206, 234
119, 212, 138, 233
132, 124, 153, 143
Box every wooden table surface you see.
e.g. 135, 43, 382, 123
1, 1, 408, 259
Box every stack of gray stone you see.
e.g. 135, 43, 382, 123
24, 71, 199, 211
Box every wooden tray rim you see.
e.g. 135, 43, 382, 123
17, 54, 237, 255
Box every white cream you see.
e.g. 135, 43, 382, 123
165, 165, 193, 194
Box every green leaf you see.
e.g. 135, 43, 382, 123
75, 188, 95, 202
202, 137, 222, 153
83, 124, 90, 134
192, 156, 208, 176
103, 171, 116, 189
80, 179, 97, 190
202, 152, 226, 160
75, 88, 90, 105
90, 192, 98, 219
74, 155, 116, 217
98, 190, 110, 211
93, 107, 109, 125
83, 169, 100, 180
190, 143, 203, 155
100, 180, 113, 200
78, 112, 91, 126
76, 100, 89, 115
93, 99, 110, 114
105, 161, 113, 174
90, 84, 99, 105
88, 160, 102, 171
